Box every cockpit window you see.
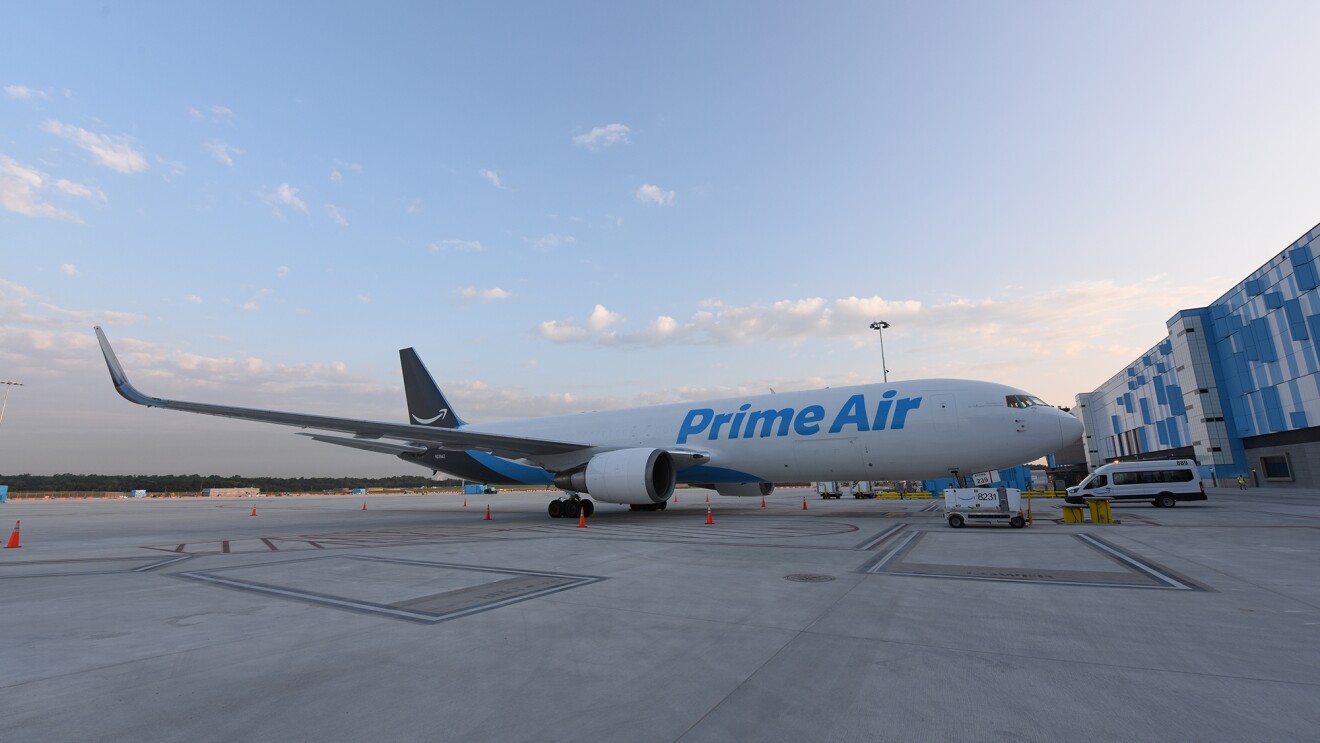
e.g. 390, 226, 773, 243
1006, 394, 1049, 408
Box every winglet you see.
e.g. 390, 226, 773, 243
94, 327, 163, 408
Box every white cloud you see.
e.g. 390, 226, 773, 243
154, 156, 186, 180
588, 304, 621, 331
0, 278, 144, 332
428, 239, 484, 252
267, 182, 306, 213
190, 105, 234, 123
276, 266, 289, 279
636, 184, 675, 206
42, 120, 148, 174
5, 85, 48, 100
205, 140, 241, 167
480, 168, 504, 189
324, 203, 348, 226
0, 154, 93, 222
356, 295, 372, 304
460, 287, 512, 302
533, 233, 575, 251
185, 295, 203, 303
406, 199, 423, 214
536, 320, 590, 342
535, 283, 1211, 359
329, 161, 361, 183
53, 179, 104, 200
573, 123, 631, 151
239, 301, 259, 312
61, 263, 78, 277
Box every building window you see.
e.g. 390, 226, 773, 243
1260, 455, 1292, 481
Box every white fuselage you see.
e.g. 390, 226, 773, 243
467, 379, 1080, 484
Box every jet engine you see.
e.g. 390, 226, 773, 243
713, 482, 775, 498
552, 448, 676, 505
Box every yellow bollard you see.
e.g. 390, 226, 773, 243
1085, 497, 1113, 524
1061, 504, 1087, 523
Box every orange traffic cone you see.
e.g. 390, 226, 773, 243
761, 497, 766, 508
577, 510, 587, 528
705, 494, 710, 503
463, 498, 468, 507
5, 520, 19, 549
802, 497, 808, 511
673, 493, 678, 503
705, 506, 714, 525
250, 506, 257, 516
361, 501, 367, 511
485, 505, 491, 521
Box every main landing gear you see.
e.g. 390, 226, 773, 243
548, 495, 594, 519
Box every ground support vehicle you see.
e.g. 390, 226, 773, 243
943, 487, 1026, 528
816, 482, 843, 499
850, 481, 877, 499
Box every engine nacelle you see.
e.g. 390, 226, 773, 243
713, 482, 775, 498
552, 448, 676, 505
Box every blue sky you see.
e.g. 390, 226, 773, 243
3, 2, 1320, 476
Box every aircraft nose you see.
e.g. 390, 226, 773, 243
1058, 410, 1084, 449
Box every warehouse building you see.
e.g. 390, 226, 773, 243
1076, 221, 1320, 488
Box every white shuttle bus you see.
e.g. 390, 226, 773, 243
1065, 459, 1206, 508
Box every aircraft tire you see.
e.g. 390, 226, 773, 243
581, 500, 594, 517
564, 500, 581, 518
657, 501, 667, 511
548, 499, 563, 518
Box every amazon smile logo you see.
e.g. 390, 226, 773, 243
412, 409, 449, 425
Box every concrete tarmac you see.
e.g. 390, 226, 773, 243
2, 487, 1318, 742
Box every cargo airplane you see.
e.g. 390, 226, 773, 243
95, 327, 1082, 518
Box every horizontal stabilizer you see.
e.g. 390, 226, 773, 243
300, 434, 429, 456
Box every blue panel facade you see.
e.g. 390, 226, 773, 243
1077, 221, 1320, 483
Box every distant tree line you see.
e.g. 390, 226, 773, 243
0, 473, 459, 492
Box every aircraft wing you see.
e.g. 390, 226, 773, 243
94, 327, 594, 462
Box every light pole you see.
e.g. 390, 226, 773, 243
0, 381, 21, 427
868, 321, 890, 383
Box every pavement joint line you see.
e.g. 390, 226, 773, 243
859, 531, 918, 573
0, 554, 193, 579
675, 566, 876, 742
1112, 532, 1320, 612
1075, 534, 1208, 591
173, 553, 608, 624
854, 524, 908, 551
132, 555, 192, 572
856, 531, 1211, 590
792, 625, 1320, 689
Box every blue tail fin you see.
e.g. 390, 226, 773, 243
399, 348, 464, 428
